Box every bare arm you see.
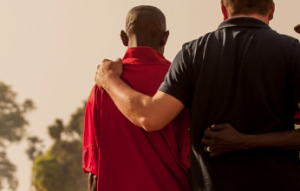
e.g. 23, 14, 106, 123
95, 59, 184, 131
202, 123, 300, 157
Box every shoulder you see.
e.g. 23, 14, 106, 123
262, 29, 300, 48
272, 32, 300, 57
172, 33, 211, 72
266, 29, 298, 41
87, 85, 102, 106
182, 34, 208, 51
180, 32, 214, 58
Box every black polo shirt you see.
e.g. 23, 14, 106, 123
159, 17, 300, 191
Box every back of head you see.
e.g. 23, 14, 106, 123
221, 0, 273, 16
123, 5, 168, 53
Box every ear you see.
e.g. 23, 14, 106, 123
120, 30, 129, 47
221, 4, 228, 20
160, 30, 169, 47
268, 3, 275, 21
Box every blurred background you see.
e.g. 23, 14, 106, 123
0, 0, 299, 191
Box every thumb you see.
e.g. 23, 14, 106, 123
210, 124, 225, 131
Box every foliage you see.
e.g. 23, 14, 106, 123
0, 82, 35, 146
64, 103, 86, 138
0, 81, 35, 191
32, 102, 87, 191
48, 120, 64, 141
26, 136, 44, 162
0, 152, 18, 191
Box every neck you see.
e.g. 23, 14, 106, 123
229, 14, 270, 25
128, 38, 162, 54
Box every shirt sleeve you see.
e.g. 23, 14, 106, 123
290, 40, 300, 106
158, 44, 194, 107
82, 85, 102, 175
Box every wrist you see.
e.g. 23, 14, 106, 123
240, 134, 253, 150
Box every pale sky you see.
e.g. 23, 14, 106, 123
0, 0, 299, 191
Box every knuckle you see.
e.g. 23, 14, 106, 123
201, 139, 205, 144
204, 131, 209, 137
202, 139, 209, 145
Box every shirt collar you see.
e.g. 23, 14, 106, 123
217, 17, 271, 30
123, 47, 170, 65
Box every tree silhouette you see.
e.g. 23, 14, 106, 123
0, 152, 18, 191
48, 119, 64, 141
31, 102, 87, 191
26, 136, 44, 161
0, 81, 35, 191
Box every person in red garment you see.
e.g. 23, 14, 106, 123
82, 5, 190, 191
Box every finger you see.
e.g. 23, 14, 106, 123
102, 58, 111, 62
211, 124, 225, 131
210, 152, 220, 158
201, 138, 211, 145
210, 151, 227, 158
102, 59, 112, 65
203, 127, 210, 134
204, 146, 212, 153
204, 129, 216, 138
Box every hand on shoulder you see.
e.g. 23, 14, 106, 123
95, 58, 123, 89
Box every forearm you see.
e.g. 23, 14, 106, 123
102, 73, 179, 131
103, 74, 153, 129
243, 129, 300, 151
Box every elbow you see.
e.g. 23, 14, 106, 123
139, 117, 164, 132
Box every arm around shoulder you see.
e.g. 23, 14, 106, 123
104, 75, 185, 131
95, 58, 186, 131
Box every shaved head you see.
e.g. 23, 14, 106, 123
121, 5, 169, 54
126, 5, 166, 35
